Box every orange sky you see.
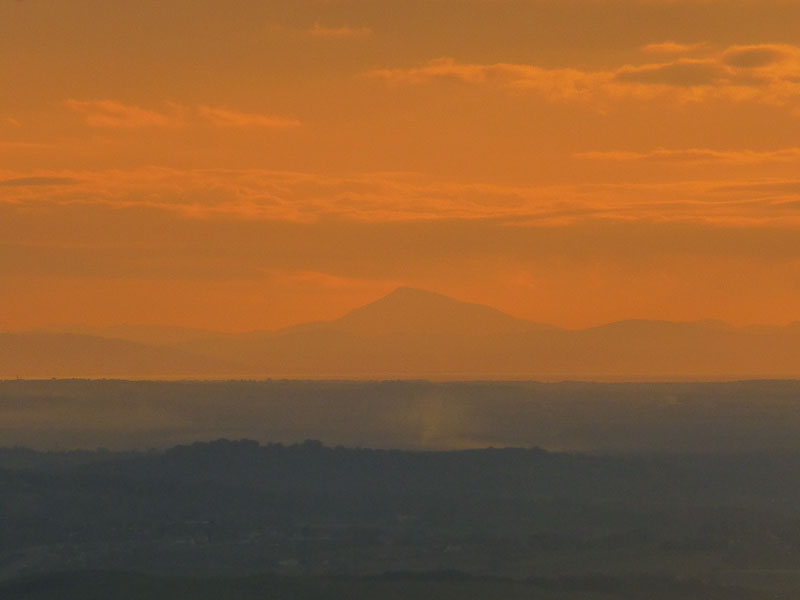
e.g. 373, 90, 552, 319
3, 0, 800, 331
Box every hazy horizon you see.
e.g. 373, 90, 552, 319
7, 285, 800, 335
3, 287, 800, 380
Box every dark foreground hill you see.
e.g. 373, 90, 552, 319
0, 570, 762, 600
2, 440, 800, 598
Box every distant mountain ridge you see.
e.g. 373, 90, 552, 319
4, 287, 800, 379
0, 332, 239, 378
30, 324, 221, 346
281, 287, 556, 336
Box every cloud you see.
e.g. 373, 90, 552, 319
369, 58, 609, 102
0, 141, 54, 151
0, 176, 78, 187
576, 148, 800, 164
721, 44, 797, 68
66, 100, 300, 129
614, 59, 725, 87
368, 44, 800, 112
195, 105, 301, 128
641, 41, 707, 55
772, 200, 800, 211
65, 99, 174, 128
711, 181, 800, 195
369, 58, 549, 86
308, 23, 372, 38
3, 167, 800, 228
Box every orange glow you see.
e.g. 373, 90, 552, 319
3, 0, 800, 335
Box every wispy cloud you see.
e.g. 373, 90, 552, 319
576, 148, 800, 164
369, 58, 608, 102
308, 23, 372, 38
66, 100, 301, 129
0, 141, 54, 151
3, 167, 800, 227
0, 176, 79, 187
65, 99, 174, 128
614, 59, 724, 87
711, 181, 800, 195
368, 44, 800, 113
721, 44, 796, 68
641, 41, 707, 55
195, 105, 301, 128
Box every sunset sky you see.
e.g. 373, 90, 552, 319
3, 0, 800, 332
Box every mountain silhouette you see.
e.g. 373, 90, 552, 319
284, 287, 554, 336
32, 324, 221, 346
7, 288, 800, 379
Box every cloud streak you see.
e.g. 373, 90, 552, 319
0, 176, 79, 187
66, 100, 300, 129
195, 105, 301, 128
65, 99, 173, 128
641, 41, 707, 55
368, 44, 800, 113
2, 167, 800, 227
308, 23, 372, 38
577, 148, 800, 164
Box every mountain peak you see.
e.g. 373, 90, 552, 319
386, 285, 436, 296
331, 287, 550, 336
378, 286, 464, 304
